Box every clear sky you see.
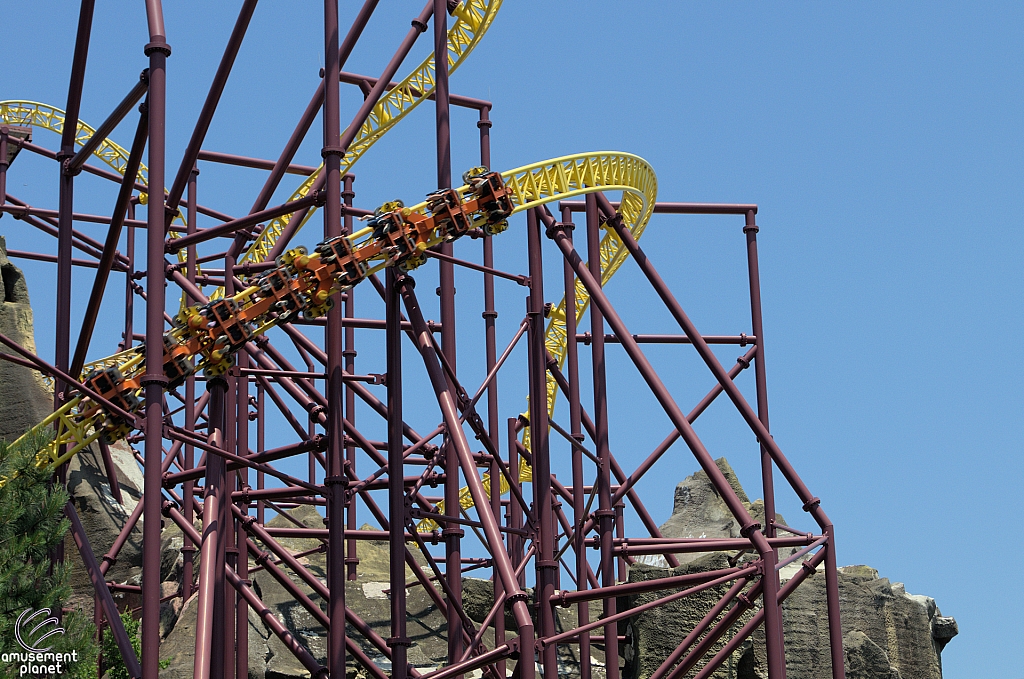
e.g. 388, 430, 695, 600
2, 2, 1021, 677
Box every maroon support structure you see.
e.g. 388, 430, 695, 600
4, 5, 846, 679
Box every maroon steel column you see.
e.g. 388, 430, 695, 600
52, 6, 96, 573
222, 250, 238, 679
343, 174, 359, 582
823, 532, 846, 678
743, 209, 786, 657
507, 417, 524, 584
527, 208, 557, 678
742, 211, 776, 532
433, 1, 462, 670
143, 3, 171, 677
387, 269, 410, 679
323, 0, 348, 676
256, 381, 266, 525
560, 205, 590, 679
55, 0, 95, 408
182, 166, 198, 601
194, 379, 227, 679
236, 363, 250, 679
585, 195, 619, 679
0, 128, 8, 206
479, 106, 505, 679
123, 201, 136, 351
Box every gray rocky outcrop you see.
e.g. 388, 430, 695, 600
0, 236, 54, 444
623, 458, 957, 679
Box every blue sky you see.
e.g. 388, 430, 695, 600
2, 2, 1022, 677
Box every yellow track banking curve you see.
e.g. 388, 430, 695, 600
0, 1, 658, 524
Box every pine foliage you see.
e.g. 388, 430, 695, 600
0, 432, 97, 679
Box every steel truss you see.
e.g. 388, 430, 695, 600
0, 2, 845, 679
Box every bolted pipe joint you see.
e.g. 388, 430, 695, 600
544, 220, 573, 240
504, 591, 529, 612
738, 521, 763, 539
143, 41, 172, 57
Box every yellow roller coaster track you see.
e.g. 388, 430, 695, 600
0, 1, 659, 527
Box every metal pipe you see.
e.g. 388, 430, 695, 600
97, 438, 123, 505
584, 195, 620, 679
559, 204, 591, 679
197, 149, 317, 175
323, 1, 348, 670
343, 174, 360, 581
265, 1, 435, 261
559, 200, 758, 215
67, 69, 149, 173
480, 106, 505, 677
70, 103, 148, 379
0, 128, 8, 205
433, 3, 461, 656
193, 378, 226, 679
166, 0, 258, 214
235, 365, 250, 679
399, 282, 536, 666
577, 333, 755, 345
525, 208, 558, 679
65, 501, 142, 678
244, 0, 380, 219
3, 249, 126, 271
142, 6, 171, 675
386, 267, 410, 679
0, 202, 148, 229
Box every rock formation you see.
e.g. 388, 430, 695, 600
623, 458, 957, 679
0, 236, 54, 444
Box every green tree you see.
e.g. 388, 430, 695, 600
101, 610, 170, 679
0, 432, 97, 679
